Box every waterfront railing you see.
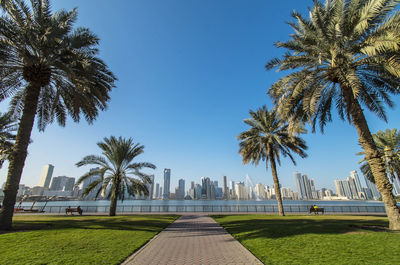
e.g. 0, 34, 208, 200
15, 204, 387, 214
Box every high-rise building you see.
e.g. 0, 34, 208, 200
195, 184, 202, 199
177, 179, 185, 200
364, 175, 380, 200
201, 177, 207, 198
334, 180, 345, 197
341, 180, 353, 199
206, 178, 211, 199
223, 176, 228, 199
163, 169, 171, 199
38, 164, 54, 188
50, 176, 75, 191
64, 177, 75, 191
347, 176, 359, 199
255, 183, 266, 199
302, 174, 312, 199
154, 183, 160, 199
294, 172, 306, 199
235, 182, 247, 200
350, 170, 363, 193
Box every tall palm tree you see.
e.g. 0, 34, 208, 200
359, 129, 400, 185
266, 0, 400, 229
0, 0, 116, 229
237, 106, 307, 216
0, 112, 17, 168
76, 136, 156, 216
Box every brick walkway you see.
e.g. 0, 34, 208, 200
122, 214, 263, 265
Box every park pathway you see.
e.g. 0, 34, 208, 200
122, 214, 263, 265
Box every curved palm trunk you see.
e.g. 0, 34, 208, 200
269, 152, 285, 216
0, 84, 41, 230
343, 87, 400, 230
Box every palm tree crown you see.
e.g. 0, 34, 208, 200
267, 0, 400, 130
238, 106, 307, 167
0, 0, 116, 129
76, 136, 156, 216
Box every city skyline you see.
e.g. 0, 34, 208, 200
0, 0, 399, 193
8, 162, 393, 202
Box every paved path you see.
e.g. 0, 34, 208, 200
123, 214, 263, 265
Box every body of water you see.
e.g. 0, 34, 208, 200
21, 199, 385, 207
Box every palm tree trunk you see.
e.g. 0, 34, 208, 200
343, 87, 400, 230
109, 178, 120, 216
269, 151, 285, 216
0, 84, 41, 230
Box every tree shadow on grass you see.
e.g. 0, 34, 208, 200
5, 215, 179, 234
212, 215, 392, 240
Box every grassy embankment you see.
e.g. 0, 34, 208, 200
0, 215, 178, 265
213, 215, 400, 265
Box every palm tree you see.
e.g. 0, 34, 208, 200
359, 129, 400, 185
237, 106, 307, 216
266, 0, 400, 229
0, 0, 116, 229
0, 112, 17, 168
76, 136, 156, 216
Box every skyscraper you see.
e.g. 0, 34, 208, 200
294, 172, 306, 199
50, 176, 75, 191
38, 164, 54, 188
347, 176, 359, 199
302, 174, 312, 199
223, 176, 228, 199
154, 183, 160, 199
364, 175, 380, 200
334, 180, 345, 197
163, 169, 171, 200
177, 178, 185, 200
350, 170, 363, 193
64, 177, 75, 191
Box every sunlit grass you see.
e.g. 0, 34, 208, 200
0, 215, 178, 265
213, 215, 400, 265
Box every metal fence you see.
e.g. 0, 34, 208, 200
16, 204, 387, 214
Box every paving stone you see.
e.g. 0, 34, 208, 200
122, 214, 263, 265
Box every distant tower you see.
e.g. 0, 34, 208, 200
163, 169, 171, 199
294, 172, 306, 199
154, 183, 160, 199
38, 164, 54, 188
223, 176, 228, 199
178, 179, 185, 200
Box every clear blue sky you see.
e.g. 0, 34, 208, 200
0, 0, 399, 192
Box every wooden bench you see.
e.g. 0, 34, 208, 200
309, 207, 324, 214
65, 207, 83, 215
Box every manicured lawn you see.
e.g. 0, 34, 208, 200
0, 214, 178, 265
213, 215, 400, 265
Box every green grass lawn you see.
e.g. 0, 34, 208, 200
213, 215, 400, 265
0, 214, 178, 265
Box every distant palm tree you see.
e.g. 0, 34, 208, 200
76, 136, 156, 216
0, 0, 116, 229
0, 112, 17, 168
237, 106, 307, 216
359, 129, 400, 185
266, 0, 400, 230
